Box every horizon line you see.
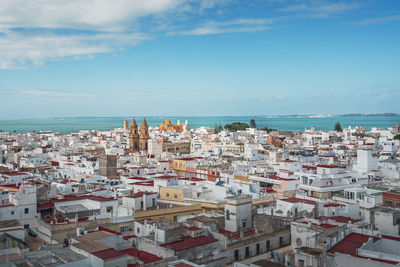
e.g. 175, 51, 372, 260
1, 112, 399, 121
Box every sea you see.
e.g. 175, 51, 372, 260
0, 116, 399, 134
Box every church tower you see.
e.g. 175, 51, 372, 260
139, 119, 150, 152
129, 118, 140, 151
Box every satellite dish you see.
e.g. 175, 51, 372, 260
296, 238, 302, 247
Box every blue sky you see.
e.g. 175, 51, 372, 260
0, 0, 399, 118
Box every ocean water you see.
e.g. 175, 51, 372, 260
0, 116, 399, 134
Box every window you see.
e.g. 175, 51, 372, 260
174, 216, 178, 222
140, 201, 144, 210
256, 243, 260, 254
120, 226, 128, 233
234, 250, 239, 261
106, 206, 113, 213
386, 200, 393, 208
152, 198, 156, 206
166, 193, 170, 197
11, 211, 14, 215
137, 227, 140, 233
242, 221, 246, 228
396, 202, 400, 209
226, 210, 230, 220
266, 240, 270, 251
174, 193, 177, 199
24, 208, 29, 214
280, 236, 284, 247
245, 246, 250, 257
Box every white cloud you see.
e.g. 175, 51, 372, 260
0, 30, 147, 69
0, 0, 365, 68
275, 95, 284, 100
353, 15, 400, 25
0, 0, 186, 31
280, 1, 361, 18
170, 17, 277, 35
0, 0, 228, 68
174, 25, 270, 35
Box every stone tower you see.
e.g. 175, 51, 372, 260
129, 118, 139, 151
139, 119, 150, 152
99, 151, 118, 179
123, 120, 129, 130
184, 120, 189, 132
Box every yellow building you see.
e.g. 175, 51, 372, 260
159, 120, 184, 132
159, 187, 225, 214
234, 174, 249, 182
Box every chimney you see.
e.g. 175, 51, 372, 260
143, 194, 147, 211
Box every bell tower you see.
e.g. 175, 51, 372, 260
129, 118, 139, 151
139, 118, 150, 152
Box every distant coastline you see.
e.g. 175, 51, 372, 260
0, 114, 399, 134
262, 113, 400, 119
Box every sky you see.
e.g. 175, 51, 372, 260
0, 0, 399, 118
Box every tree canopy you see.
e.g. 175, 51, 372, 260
224, 122, 249, 132
334, 122, 343, 132
394, 134, 400, 140
260, 127, 275, 133
214, 122, 223, 134
250, 119, 256, 128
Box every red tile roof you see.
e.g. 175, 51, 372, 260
122, 248, 162, 264
302, 165, 317, 170
327, 233, 398, 265
153, 175, 177, 180
269, 175, 297, 181
317, 165, 339, 168
124, 191, 157, 198
184, 226, 202, 231
92, 248, 127, 261
0, 184, 21, 192
131, 181, 154, 186
317, 216, 360, 224
0, 203, 15, 208
98, 226, 122, 236
161, 236, 217, 251
323, 203, 345, 207
328, 233, 373, 256
178, 177, 205, 182
295, 219, 337, 229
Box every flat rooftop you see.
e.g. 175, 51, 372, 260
72, 231, 114, 253
0, 219, 22, 228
